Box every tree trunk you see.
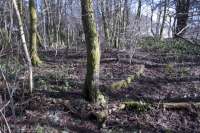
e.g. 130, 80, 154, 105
12, 0, 33, 92
80, 0, 105, 104
100, 0, 110, 48
136, 0, 142, 19
155, 2, 162, 37
29, 0, 42, 66
159, 0, 168, 39
44, 0, 51, 44
175, 0, 190, 36
122, 0, 129, 33
17, 0, 23, 20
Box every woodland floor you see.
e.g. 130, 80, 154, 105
1, 46, 200, 133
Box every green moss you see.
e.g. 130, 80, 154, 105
111, 79, 130, 90
17, 0, 23, 19
111, 66, 144, 90
29, 0, 42, 66
35, 125, 44, 133
123, 101, 150, 112
31, 52, 42, 66
81, 0, 105, 104
164, 64, 174, 75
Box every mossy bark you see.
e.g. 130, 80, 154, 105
29, 0, 42, 66
17, 0, 23, 20
81, 0, 105, 104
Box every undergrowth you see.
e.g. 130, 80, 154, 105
140, 37, 200, 55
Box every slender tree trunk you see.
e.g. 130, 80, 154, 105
100, 0, 110, 48
155, 2, 162, 37
150, 1, 155, 36
136, 0, 142, 19
29, 0, 42, 66
159, 0, 168, 39
44, 0, 51, 44
12, 0, 33, 92
80, 0, 105, 103
17, 0, 23, 20
123, 0, 129, 33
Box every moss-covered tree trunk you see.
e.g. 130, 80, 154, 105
17, 0, 23, 20
80, 0, 105, 104
29, 0, 42, 66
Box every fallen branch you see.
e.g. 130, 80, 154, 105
110, 65, 144, 90
139, 76, 200, 84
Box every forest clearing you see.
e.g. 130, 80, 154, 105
0, 0, 200, 132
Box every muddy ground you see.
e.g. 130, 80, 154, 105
1, 46, 200, 133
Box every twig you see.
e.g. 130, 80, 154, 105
0, 100, 11, 112
0, 68, 17, 132
0, 111, 12, 133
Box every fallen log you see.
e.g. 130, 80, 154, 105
110, 65, 145, 90
162, 102, 200, 110
121, 59, 200, 68
120, 101, 150, 112
118, 100, 200, 112
138, 76, 200, 84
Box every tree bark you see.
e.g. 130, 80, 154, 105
159, 0, 168, 39
17, 0, 23, 20
136, 0, 142, 19
175, 0, 190, 36
80, 0, 105, 104
100, 0, 110, 48
12, 0, 33, 92
29, 0, 42, 66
